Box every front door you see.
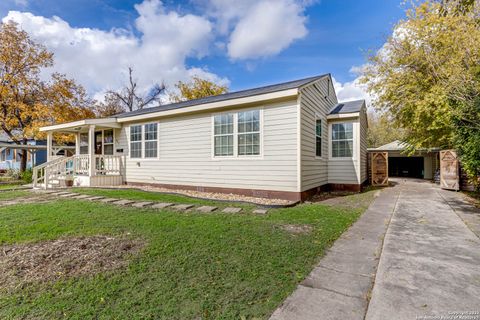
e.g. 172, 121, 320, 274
94, 131, 103, 155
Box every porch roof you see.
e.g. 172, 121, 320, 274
39, 118, 121, 133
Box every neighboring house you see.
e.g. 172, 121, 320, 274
37, 74, 368, 201
0, 133, 48, 171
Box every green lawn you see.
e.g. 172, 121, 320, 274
0, 183, 25, 190
0, 190, 29, 200
0, 189, 375, 319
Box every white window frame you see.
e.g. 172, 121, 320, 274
144, 123, 159, 159
211, 108, 263, 160
315, 114, 322, 159
102, 129, 115, 155
329, 121, 355, 160
213, 113, 235, 157
128, 122, 160, 160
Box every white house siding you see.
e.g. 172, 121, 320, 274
299, 77, 338, 191
115, 100, 299, 192
359, 107, 368, 183
328, 118, 362, 185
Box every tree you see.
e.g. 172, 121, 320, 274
98, 67, 165, 115
367, 112, 406, 148
0, 21, 95, 172
361, 0, 480, 187
169, 76, 228, 102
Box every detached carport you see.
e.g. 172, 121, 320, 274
368, 140, 440, 180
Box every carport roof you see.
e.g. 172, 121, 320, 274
369, 140, 441, 152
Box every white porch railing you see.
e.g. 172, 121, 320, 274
95, 155, 122, 175
33, 155, 123, 189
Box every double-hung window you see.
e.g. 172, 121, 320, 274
79, 133, 89, 155
213, 109, 261, 157
214, 114, 234, 156
130, 123, 158, 158
238, 110, 260, 156
130, 125, 142, 158
144, 123, 158, 158
331, 123, 353, 157
315, 118, 322, 157
103, 130, 114, 155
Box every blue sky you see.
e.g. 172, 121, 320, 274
0, 0, 405, 101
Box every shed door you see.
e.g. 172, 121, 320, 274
440, 150, 459, 191
371, 152, 389, 186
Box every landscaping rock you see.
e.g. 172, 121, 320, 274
112, 199, 135, 206
253, 209, 268, 215
197, 206, 218, 213
171, 204, 194, 211
151, 203, 173, 209
131, 202, 153, 208
222, 207, 242, 214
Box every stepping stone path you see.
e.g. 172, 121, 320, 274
151, 203, 173, 209
197, 206, 218, 213
70, 194, 91, 199
131, 202, 153, 208
112, 199, 135, 206
171, 204, 194, 211
59, 193, 77, 198
84, 196, 105, 201
222, 207, 242, 214
99, 198, 119, 203
253, 209, 268, 215
30, 190, 268, 215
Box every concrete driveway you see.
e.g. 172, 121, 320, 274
271, 179, 480, 320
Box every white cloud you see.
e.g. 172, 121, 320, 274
332, 75, 371, 105
2, 0, 223, 99
201, 0, 309, 60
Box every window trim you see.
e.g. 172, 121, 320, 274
143, 123, 159, 159
128, 122, 160, 160
315, 114, 322, 159
211, 107, 263, 160
329, 121, 355, 160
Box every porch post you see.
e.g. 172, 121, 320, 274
75, 132, 81, 155
88, 125, 95, 177
46, 132, 53, 162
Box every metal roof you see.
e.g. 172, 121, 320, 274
373, 140, 410, 151
116, 74, 329, 119
329, 99, 365, 115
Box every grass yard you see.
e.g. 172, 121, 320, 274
0, 183, 25, 190
0, 188, 376, 319
0, 190, 29, 200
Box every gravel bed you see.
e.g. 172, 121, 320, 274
111, 185, 295, 206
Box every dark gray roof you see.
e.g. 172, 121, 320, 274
116, 74, 329, 119
329, 99, 365, 115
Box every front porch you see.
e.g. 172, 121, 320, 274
33, 118, 124, 189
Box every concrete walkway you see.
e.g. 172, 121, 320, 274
366, 180, 480, 320
270, 186, 400, 320
271, 179, 480, 320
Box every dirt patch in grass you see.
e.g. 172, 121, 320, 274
278, 224, 313, 235
0, 235, 144, 289
310, 188, 380, 210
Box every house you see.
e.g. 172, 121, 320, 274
36, 74, 368, 201
368, 140, 440, 180
0, 133, 48, 172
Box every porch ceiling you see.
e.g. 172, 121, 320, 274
39, 118, 121, 133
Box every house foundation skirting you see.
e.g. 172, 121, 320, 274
126, 182, 363, 202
